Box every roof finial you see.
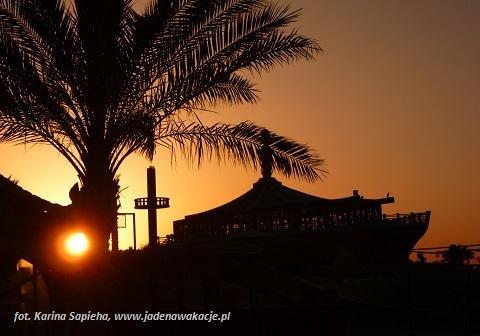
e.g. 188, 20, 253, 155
259, 129, 273, 179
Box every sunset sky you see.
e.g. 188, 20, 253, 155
0, 0, 478, 250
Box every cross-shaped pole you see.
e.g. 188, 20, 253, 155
134, 166, 170, 246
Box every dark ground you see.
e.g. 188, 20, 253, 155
1, 247, 479, 335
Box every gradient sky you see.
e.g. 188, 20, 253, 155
0, 0, 479, 250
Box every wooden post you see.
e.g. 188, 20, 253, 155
112, 225, 119, 252
147, 166, 158, 246
133, 214, 137, 250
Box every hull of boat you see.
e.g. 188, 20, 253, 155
175, 221, 429, 265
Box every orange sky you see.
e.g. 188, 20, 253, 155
1, 0, 479, 249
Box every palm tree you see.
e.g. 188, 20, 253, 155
0, 0, 324, 254
442, 244, 474, 267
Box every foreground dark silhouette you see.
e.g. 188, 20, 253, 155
3, 173, 479, 335
0, 156, 432, 335
3, 246, 480, 336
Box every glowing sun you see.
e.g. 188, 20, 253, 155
64, 232, 89, 256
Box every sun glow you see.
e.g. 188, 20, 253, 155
64, 232, 89, 256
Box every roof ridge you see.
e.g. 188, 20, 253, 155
0, 173, 59, 209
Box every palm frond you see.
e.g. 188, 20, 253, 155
120, 1, 320, 119
157, 121, 326, 182
0, 29, 87, 156
107, 111, 157, 173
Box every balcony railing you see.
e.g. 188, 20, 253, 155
383, 211, 430, 225
134, 197, 170, 209
174, 210, 431, 241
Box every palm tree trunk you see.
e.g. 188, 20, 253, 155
75, 154, 119, 255
80, 181, 118, 254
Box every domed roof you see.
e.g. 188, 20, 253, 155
179, 129, 393, 221
183, 176, 393, 221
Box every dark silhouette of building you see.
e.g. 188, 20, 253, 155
0, 175, 62, 268
173, 131, 430, 264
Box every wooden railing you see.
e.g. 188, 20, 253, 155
382, 211, 430, 225
174, 211, 431, 241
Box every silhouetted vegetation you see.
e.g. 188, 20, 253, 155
0, 0, 323, 253
442, 244, 474, 267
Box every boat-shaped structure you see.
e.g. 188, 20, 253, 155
173, 131, 430, 265
173, 176, 429, 264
